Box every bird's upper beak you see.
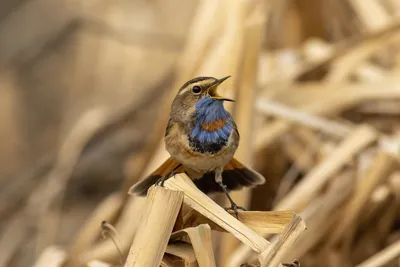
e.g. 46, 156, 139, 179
207, 76, 235, 102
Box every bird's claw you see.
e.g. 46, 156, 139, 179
155, 177, 167, 187
155, 170, 175, 187
224, 204, 246, 219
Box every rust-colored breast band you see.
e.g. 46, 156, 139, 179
201, 118, 227, 132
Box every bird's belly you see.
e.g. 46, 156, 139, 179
174, 146, 234, 171
166, 136, 236, 172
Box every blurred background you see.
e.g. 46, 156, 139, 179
1, 0, 400, 266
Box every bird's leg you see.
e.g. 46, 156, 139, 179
215, 167, 245, 219
282, 260, 300, 267
156, 164, 182, 187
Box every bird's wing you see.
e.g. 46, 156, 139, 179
194, 157, 266, 194
129, 157, 185, 196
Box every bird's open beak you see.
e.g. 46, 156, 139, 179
207, 75, 235, 102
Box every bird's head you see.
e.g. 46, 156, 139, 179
170, 76, 233, 124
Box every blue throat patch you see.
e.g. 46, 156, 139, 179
190, 98, 232, 152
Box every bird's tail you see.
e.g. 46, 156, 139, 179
129, 157, 265, 196
194, 157, 266, 194
129, 157, 185, 196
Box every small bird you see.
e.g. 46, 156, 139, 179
130, 76, 265, 216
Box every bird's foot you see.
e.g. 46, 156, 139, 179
155, 170, 176, 187
282, 260, 300, 267
216, 180, 244, 219
224, 204, 246, 219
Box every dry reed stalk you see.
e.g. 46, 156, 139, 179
160, 255, 177, 267
325, 27, 400, 82
349, 0, 390, 30
291, 127, 326, 169
301, 38, 333, 64
272, 166, 300, 206
0, 155, 52, 220
197, 1, 245, 93
389, 172, 400, 198
32, 246, 66, 267
219, 2, 266, 263
69, 193, 123, 254
358, 185, 391, 229
279, 80, 400, 107
374, 195, 399, 241
356, 240, 400, 267
353, 63, 387, 82
0, 213, 29, 267
183, 210, 295, 235
162, 174, 271, 254
87, 260, 112, 267
285, 170, 355, 259
389, 0, 400, 12
230, 171, 353, 265
259, 215, 306, 267
281, 134, 315, 172
170, 224, 216, 267
230, 126, 377, 263
31, 108, 114, 253
124, 186, 183, 267
255, 120, 290, 149
254, 82, 383, 153
295, 19, 400, 81
357, 100, 400, 115
276, 125, 377, 211
165, 242, 197, 267
177, 0, 222, 80
291, 127, 323, 155
329, 152, 398, 246
78, 197, 148, 263
256, 99, 352, 138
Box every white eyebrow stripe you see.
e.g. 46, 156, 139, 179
178, 82, 201, 95
178, 87, 190, 95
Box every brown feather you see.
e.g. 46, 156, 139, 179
194, 157, 266, 194
130, 157, 185, 196
131, 157, 265, 196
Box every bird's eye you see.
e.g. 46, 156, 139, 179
192, 86, 201, 94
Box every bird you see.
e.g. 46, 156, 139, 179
130, 76, 265, 216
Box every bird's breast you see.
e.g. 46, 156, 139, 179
164, 121, 239, 172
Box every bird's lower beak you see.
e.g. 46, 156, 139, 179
207, 76, 235, 102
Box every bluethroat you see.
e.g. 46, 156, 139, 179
131, 76, 265, 216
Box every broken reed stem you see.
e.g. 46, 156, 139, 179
164, 174, 270, 254
259, 215, 306, 267
124, 186, 183, 267
170, 224, 216, 267
165, 242, 197, 266
184, 210, 295, 235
